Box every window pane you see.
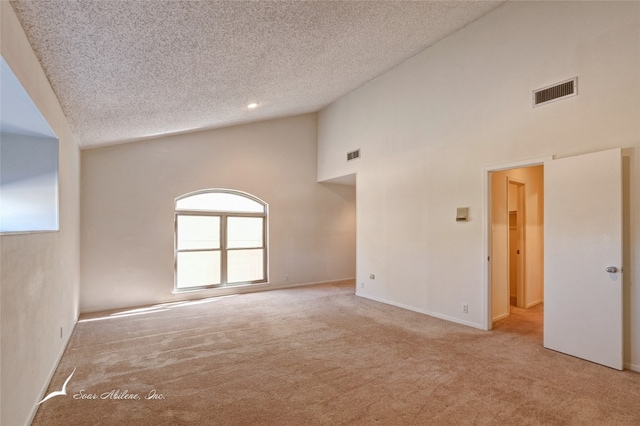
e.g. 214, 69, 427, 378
177, 215, 220, 250
176, 251, 221, 288
227, 249, 264, 283
176, 192, 264, 213
227, 217, 263, 248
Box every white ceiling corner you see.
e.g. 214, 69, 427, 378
9, 0, 506, 149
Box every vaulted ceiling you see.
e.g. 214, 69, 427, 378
10, 1, 506, 149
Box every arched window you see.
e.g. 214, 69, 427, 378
175, 189, 268, 291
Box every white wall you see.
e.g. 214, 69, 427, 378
81, 113, 356, 312
318, 1, 639, 369
0, 2, 81, 425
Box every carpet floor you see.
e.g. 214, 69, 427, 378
32, 281, 640, 425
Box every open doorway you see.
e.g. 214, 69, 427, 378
484, 150, 625, 368
489, 165, 544, 327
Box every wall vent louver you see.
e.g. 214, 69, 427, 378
347, 149, 360, 161
533, 77, 577, 107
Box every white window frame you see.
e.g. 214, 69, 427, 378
174, 189, 268, 291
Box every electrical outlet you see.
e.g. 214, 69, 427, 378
285, 275, 289, 281
360, 282, 365, 288
462, 304, 469, 313
369, 274, 375, 279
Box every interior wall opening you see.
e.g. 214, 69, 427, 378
489, 165, 544, 330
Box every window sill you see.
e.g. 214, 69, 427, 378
1, 229, 60, 236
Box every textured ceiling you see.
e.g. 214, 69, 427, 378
10, 1, 505, 149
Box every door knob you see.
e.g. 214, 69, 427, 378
606, 266, 618, 273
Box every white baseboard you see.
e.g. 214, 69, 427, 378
526, 299, 543, 308
355, 292, 484, 330
354, 293, 640, 374
82, 277, 357, 314
270, 277, 356, 291
624, 362, 640, 373
492, 312, 509, 322
26, 318, 78, 426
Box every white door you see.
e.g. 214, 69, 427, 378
544, 148, 623, 370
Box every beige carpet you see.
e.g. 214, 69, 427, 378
32, 281, 640, 425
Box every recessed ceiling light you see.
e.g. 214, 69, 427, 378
247, 102, 258, 109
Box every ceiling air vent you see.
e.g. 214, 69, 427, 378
347, 149, 360, 161
533, 77, 577, 107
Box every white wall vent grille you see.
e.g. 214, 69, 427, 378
347, 149, 360, 161
533, 77, 577, 107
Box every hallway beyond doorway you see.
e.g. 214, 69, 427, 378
493, 302, 543, 344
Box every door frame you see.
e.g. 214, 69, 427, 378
482, 156, 551, 331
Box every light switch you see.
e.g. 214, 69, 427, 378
456, 207, 469, 222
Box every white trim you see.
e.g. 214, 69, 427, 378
526, 299, 543, 309
81, 278, 356, 315
27, 318, 78, 425
356, 293, 485, 330
175, 188, 268, 211
172, 281, 270, 295
271, 277, 356, 291
0, 229, 61, 236
492, 312, 510, 322
483, 156, 551, 174
482, 156, 552, 330
174, 189, 269, 291
624, 362, 640, 373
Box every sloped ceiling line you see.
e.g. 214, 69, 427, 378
9, 0, 506, 149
